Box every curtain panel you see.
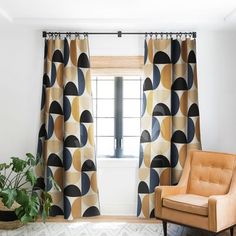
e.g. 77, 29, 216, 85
35, 37, 100, 220
137, 37, 201, 218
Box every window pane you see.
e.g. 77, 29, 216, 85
123, 80, 141, 98
123, 99, 140, 117
97, 80, 114, 98
97, 118, 114, 136
96, 137, 114, 157
93, 118, 97, 137
92, 100, 97, 117
97, 100, 114, 117
91, 78, 97, 98
123, 118, 140, 136
123, 137, 140, 157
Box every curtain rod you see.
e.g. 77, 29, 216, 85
42, 31, 197, 38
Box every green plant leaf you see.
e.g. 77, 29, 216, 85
26, 153, 36, 166
0, 189, 17, 208
20, 214, 32, 224
11, 157, 27, 172
0, 175, 6, 189
0, 163, 10, 171
28, 195, 40, 217
15, 189, 29, 206
48, 176, 61, 192
26, 170, 36, 186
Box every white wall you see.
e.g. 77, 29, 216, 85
0, 28, 236, 215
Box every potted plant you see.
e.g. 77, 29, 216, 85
0, 153, 60, 229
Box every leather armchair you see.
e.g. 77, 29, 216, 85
155, 150, 236, 235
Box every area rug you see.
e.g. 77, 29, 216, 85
0, 222, 166, 236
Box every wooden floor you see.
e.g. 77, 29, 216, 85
44, 216, 235, 236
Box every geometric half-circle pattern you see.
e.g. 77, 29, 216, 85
36, 37, 100, 220
138, 37, 201, 218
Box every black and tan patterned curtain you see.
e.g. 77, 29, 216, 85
137, 36, 201, 218
35, 36, 100, 219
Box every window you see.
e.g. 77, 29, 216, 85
92, 76, 142, 158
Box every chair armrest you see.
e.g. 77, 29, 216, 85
208, 194, 236, 232
155, 185, 187, 217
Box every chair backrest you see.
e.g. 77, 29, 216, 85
187, 151, 236, 197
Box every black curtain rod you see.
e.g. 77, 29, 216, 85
42, 31, 197, 38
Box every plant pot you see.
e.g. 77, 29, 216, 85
0, 200, 23, 230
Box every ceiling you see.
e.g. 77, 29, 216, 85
0, 0, 236, 31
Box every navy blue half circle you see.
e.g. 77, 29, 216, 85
152, 117, 160, 141
38, 124, 46, 138
153, 51, 171, 64
82, 172, 90, 196
171, 91, 180, 116
64, 185, 81, 197
137, 195, 142, 216
37, 140, 42, 158
49, 101, 63, 115
143, 77, 153, 91
150, 209, 155, 218
150, 168, 159, 193
47, 153, 63, 167
188, 50, 196, 63
41, 86, 46, 110
50, 62, 56, 86
152, 103, 171, 116
82, 160, 96, 171
46, 167, 53, 191
47, 115, 54, 139
33, 177, 45, 190
64, 196, 71, 219
172, 78, 188, 90
78, 68, 85, 96
141, 93, 146, 117
63, 148, 72, 171
52, 50, 63, 63
153, 65, 160, 89
172, 130, 187, 143
63, 96, 71, 121
151, 155, 171, 168
79, 124, 88, 147
64, 135, 80, 147
44, 40, 48, 59
49, 205, 63, 217
80, 110, 93, 123
171, 39, 181, 64
187, 117, 195, 143
144, 40, 148, 64
43, 73, 50, 88
188, 64, 194, 89
171, 143, 179, 168
63, 38, 69, 66
78, 53, 90, 68
139, 144, 144, 168
138, 181, 149, 194
83, 206, 100, 217
140, 130, 151, 143
64, 82, 78, 96
188, 103, 199, 117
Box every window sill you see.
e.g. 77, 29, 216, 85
97, 157, 139, 168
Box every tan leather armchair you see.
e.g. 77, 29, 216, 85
155, 150, 236, 236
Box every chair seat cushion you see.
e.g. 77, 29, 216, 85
163, 194, 208, 216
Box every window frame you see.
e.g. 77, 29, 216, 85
90, 56, 144, 158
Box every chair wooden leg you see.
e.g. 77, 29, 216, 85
230, 227, 234, 236
162, 221, 167, 236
